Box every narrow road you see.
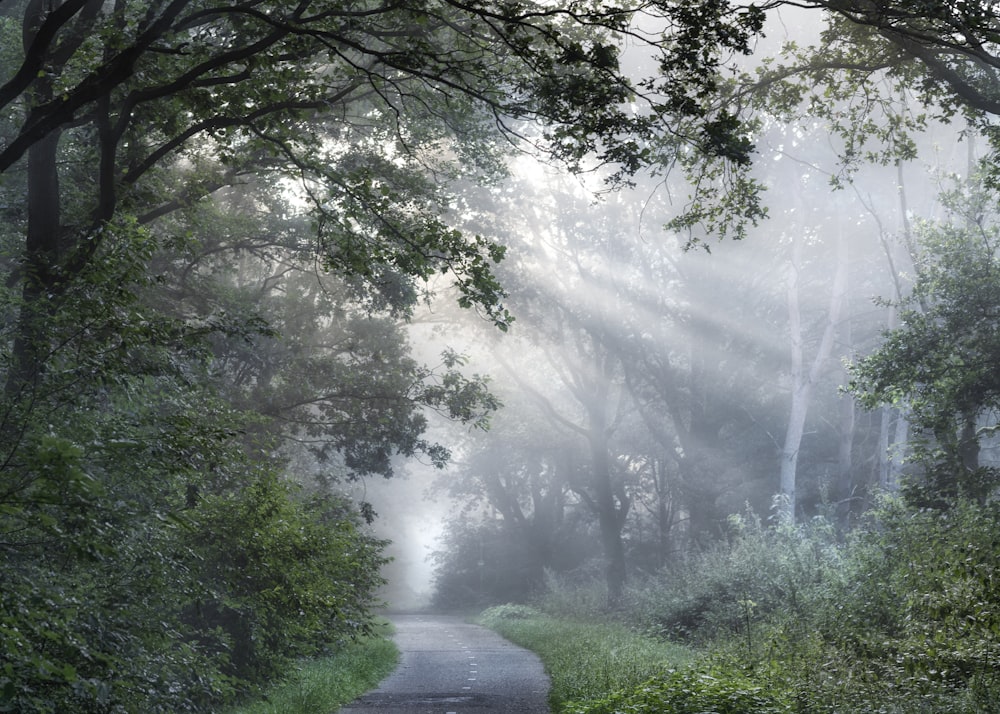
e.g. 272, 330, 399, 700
338, 613, 550, 714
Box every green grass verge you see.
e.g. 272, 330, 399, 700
225, 622, 398, 714
477, 604, 695, 711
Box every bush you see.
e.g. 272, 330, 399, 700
179, 474, 389, 689
815, 495, 1000, 708
0, 450, 389, 713
628, 510, 843, 645
478, 603, 544, 625
563, 667, 790, 714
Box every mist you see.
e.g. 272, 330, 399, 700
8, 2, 1000, 711
376, 16, 987, 610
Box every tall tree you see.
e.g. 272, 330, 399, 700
779, 217, 850, 521
850, 175, 1000, 505
431, 391, 589, 605
149, 181, 499, 480
0, 0, 768, 370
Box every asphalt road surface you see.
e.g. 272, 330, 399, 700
338, 614, 551, 714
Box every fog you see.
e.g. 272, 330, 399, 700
360, 11, 990, 610
9, 4, 1000, 711
202, 5, 994, 615
363, 133, 973, 609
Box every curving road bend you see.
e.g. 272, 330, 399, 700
338, 614, 550, 714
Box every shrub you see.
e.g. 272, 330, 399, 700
478, 603, 544, 625
179, 474, 389, 689
817, 495, 1000, 707
563, 667, 791, 714
628, 510, 843, 645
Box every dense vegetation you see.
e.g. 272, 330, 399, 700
5, 1, 1000, 712
4, 0, 723, 710
481, 492, 1000, 713
225, 621, 398, 714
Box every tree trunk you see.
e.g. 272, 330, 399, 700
6, 121, 62, 399
875, 301, 908, 493
780, 228, 849, 522
585, 392, 628, 607
889, 408, 909, 487
654, 459, 672, 568
836, 263, 856, 524
836, 360, 856, 523
958, 411, 980, 472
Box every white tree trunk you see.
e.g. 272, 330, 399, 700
780, 228, 849, 522
876, 303, 909, 491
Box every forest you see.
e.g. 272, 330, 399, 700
1, 1, 999, 713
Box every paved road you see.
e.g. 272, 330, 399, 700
338, 614, 550, 714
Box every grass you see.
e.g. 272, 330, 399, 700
225, 621, 398, 714
477, 605, 695, 711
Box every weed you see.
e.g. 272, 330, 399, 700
224, 624, 397, 714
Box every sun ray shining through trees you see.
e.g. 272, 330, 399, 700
4, 2, 1000, 712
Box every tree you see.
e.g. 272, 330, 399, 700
849, 175, 1000, 504
631, 2, 1000, 251
430, 394, 594, 606
148, 181, 499, 481
1, 3, 778, 709
0, 0, 770, 381
808, 0, 1000, 122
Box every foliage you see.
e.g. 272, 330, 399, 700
813, 496, 1000, 709
627, 508, 843, 646
224, 621, 398, 714
475, 603, 543, 622
149, 189, 501, 480
0, 396, 390, 713
0, 0, 777, 339
178, 474, 390, 687
0, 173, 393, 713
562, 667, 790, 714
849, 175, 1000, 502
493, 493, 1000, 714
729, 2, 1000, 194
477, 607, 694, 709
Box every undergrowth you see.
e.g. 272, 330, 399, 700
225, 621, 398, 714
479, 496, 1000, 714
478, 605, 694, 709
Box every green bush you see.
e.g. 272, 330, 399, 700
628, 510, 843, 646
179, 473, 389, 689
478, 603, 544, 624
0, 422, 389, 713
563, 667, 790, 714
815, 495, 1000, 709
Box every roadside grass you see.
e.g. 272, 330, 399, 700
477, 604, 695, 710
225, 620, 398, 714
478, 501, 1000, 713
